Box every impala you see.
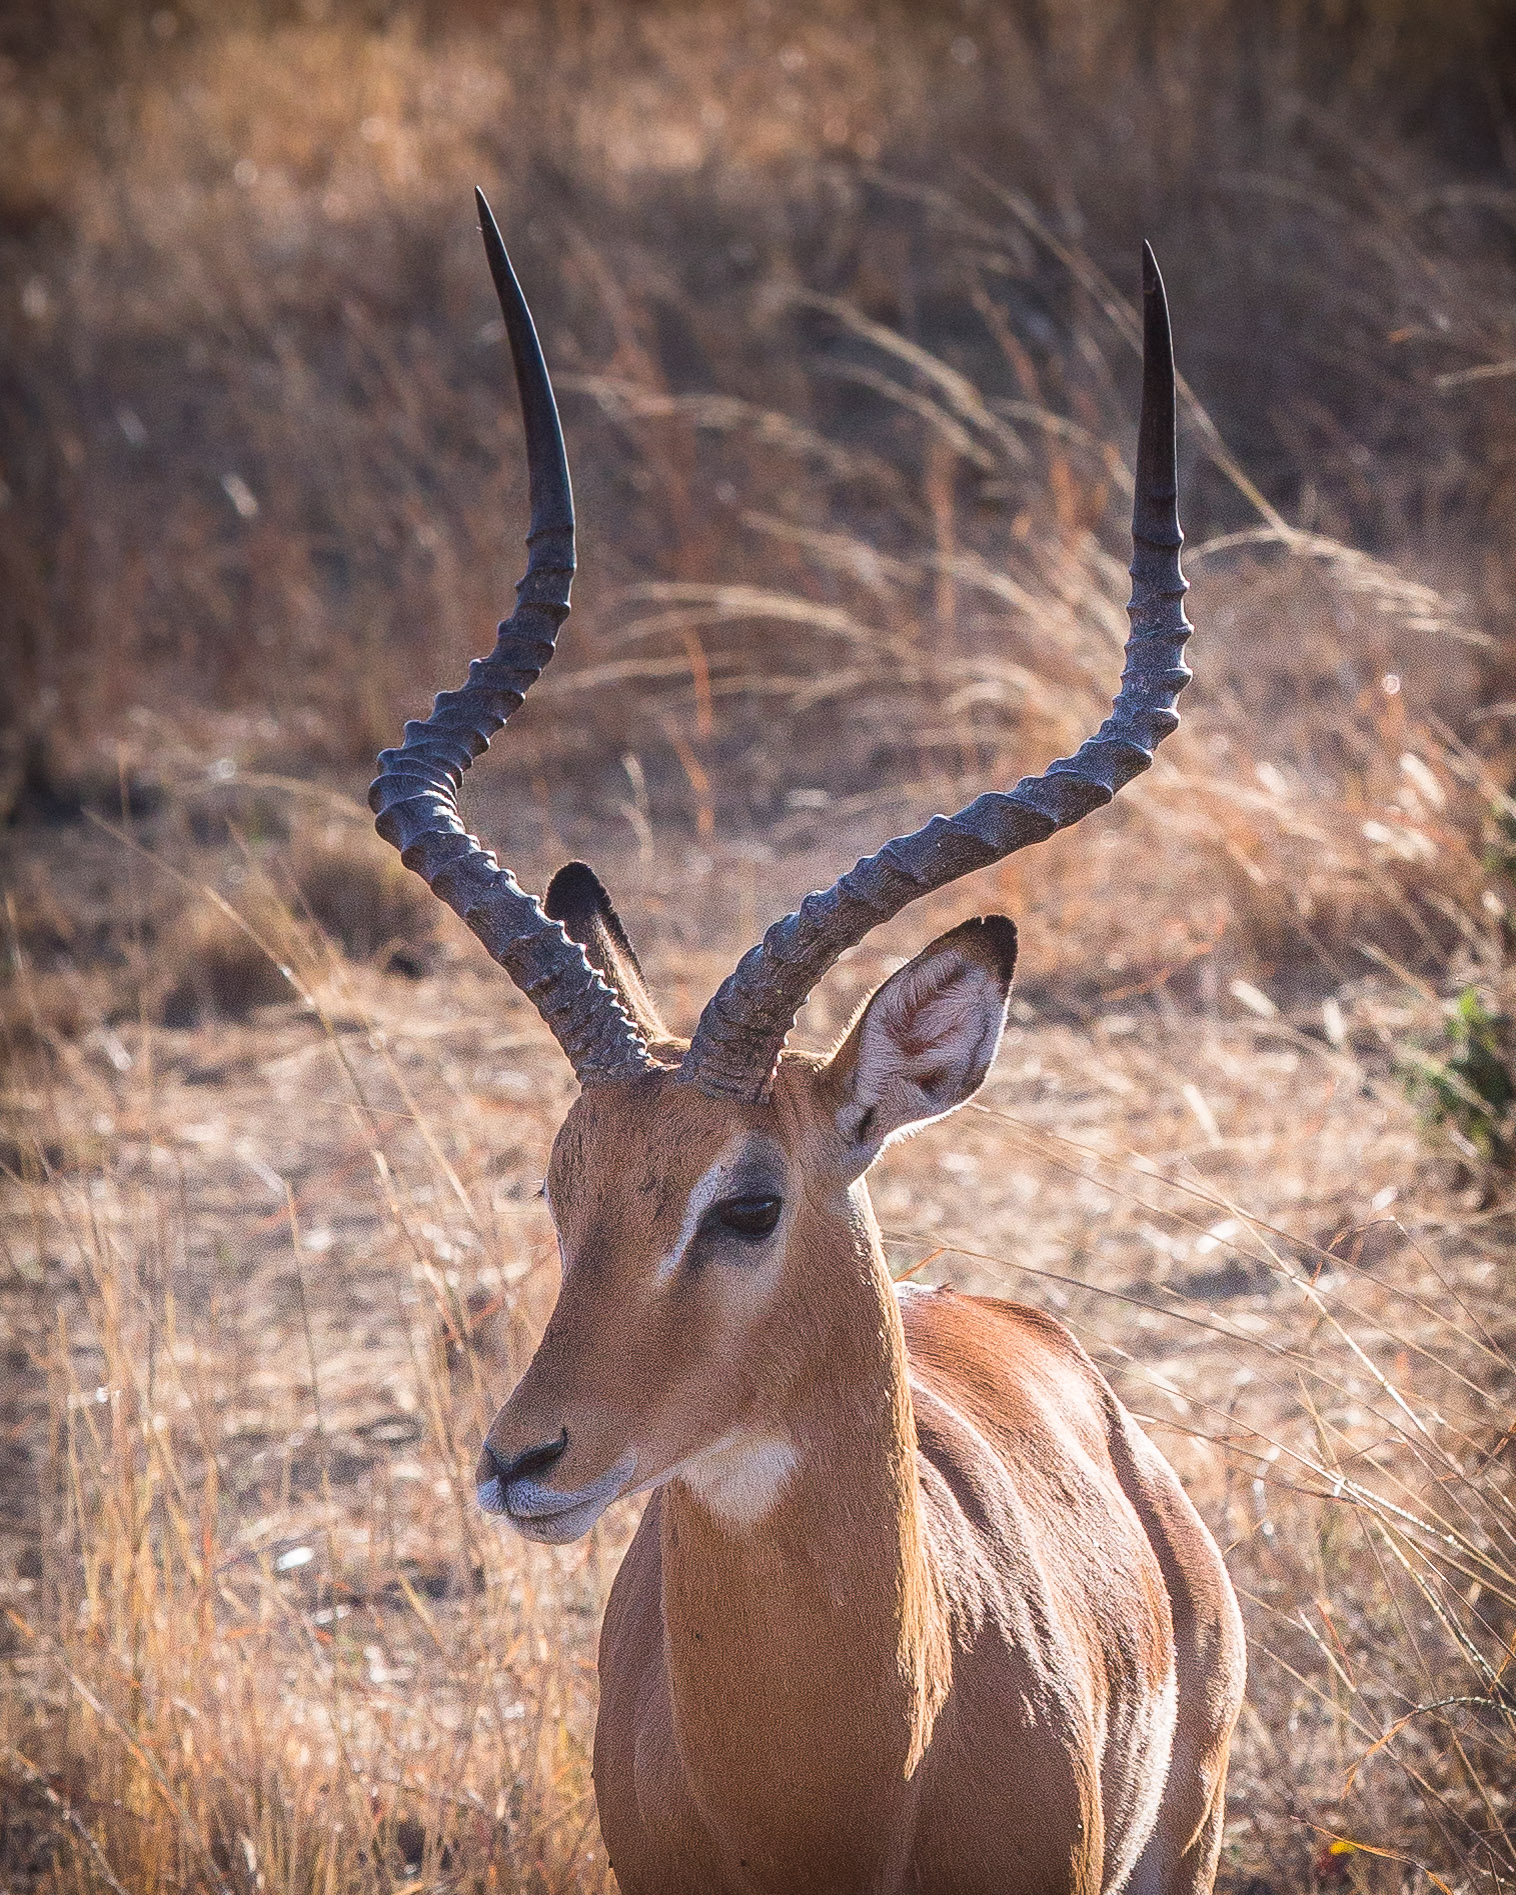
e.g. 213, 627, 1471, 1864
371, 191, 1245, 1894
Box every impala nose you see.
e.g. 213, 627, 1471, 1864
476, 1428, 568, 1516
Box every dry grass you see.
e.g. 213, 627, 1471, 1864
6, 0, 1516, 1889
7, 841, 1516, 1893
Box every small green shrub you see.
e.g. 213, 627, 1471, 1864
1482, 800, 1516, 885
1404, 986, 1516, 1168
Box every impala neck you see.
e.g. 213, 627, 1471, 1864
659, 1182, 950, 1878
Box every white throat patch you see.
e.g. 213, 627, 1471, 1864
674, 1428, 799, 1530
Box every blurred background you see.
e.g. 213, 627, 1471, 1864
5, 2, 1516, 1891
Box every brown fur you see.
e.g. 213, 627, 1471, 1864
480, 928, 1245, 1894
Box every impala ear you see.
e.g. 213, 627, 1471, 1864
825, 916, 1017, 1174
545, 862, 666, 1043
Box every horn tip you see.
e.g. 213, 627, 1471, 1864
1141, 239, 1162, 298
476, 186, 507, 258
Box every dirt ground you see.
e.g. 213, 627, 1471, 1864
5, 791, 1508, 1892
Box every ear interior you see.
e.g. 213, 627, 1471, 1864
545, 862, 666, 1042
829, 916, 1017, 1167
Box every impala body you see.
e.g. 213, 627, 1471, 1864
371, 192, 1245, 1893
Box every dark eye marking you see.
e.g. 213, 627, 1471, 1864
703, 1193, 783, 1241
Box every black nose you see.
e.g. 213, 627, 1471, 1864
484, 1428, 569, 1488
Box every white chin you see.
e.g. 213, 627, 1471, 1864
478, 1452, 637, 1541
508, 1497, 613, 1543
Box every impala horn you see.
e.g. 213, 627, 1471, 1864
369, 190, 653, 1083
679, 242, 1192, 1103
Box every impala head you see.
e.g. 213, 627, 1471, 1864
478, 895, 1019, 1541
371, 191, 1192, 1543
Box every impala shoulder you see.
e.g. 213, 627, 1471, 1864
897, 1281, 1095, 1380
899, 1283, 1123, 1463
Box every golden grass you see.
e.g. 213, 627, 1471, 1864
6, 0, 1516, 1889
6, 832, 1516, 1892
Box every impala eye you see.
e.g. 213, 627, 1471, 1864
712, 1194, 783, 1239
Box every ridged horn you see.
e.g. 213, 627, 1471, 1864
680, 242, 1191, 1103
369, 189, 653, 1083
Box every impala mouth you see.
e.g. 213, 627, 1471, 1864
478, 1451, 638, 1544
